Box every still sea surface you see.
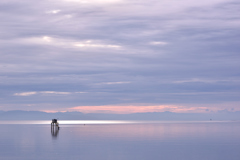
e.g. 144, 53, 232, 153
0, 121, 239, 160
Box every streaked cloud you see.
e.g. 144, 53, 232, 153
149, 41, 168, 45
14, 91, 85, 96
173, 78, 237, 84
14, 92, 37, 96
62, 0, 121, 4
96, 81, 131, 85
19, 36, 122, 49
69, 105, 210, 114
42, 36, 52, 42
0, 0, 239, 113
46, 10, 61, 14
40, 91, 71, 95
74, 42, 121, 49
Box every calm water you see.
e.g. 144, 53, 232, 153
0, 121, 240, 160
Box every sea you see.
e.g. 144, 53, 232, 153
0, 120, 239, 160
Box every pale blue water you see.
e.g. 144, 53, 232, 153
0, 121, 240, 160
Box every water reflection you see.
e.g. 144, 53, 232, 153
51, 126, 59, 138
0, 122, 240, 160
0, 120, 231, 125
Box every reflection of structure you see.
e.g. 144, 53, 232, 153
51, 126, 59, 138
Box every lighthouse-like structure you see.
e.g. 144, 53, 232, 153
51, 119, 59, 129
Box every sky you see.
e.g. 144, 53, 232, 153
0, 0, 239, 114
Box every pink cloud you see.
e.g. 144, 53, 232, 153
68, 105, 209, 114
40, 110, 66, 113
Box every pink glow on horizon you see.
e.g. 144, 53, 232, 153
67, 105, 209, 114
40, 110, 66, 113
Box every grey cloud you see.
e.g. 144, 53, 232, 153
0, 0, 239, 111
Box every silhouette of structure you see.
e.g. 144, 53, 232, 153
51, 119, 60, 129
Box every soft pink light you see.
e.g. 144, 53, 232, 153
68, 105, 209, 114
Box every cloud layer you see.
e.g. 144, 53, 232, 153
0, 0, 240, 113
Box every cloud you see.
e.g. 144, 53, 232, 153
149, 41, 168, 45
46, 10, 61, 14
18, 36, 122, 49
173, 78, 226, 84
13, 91, 83, 96
40, 91, 71, 95
62, 0, 121, 4
74, 43, 121, 49
14, 92, 37, 96
0, 0, 240, 112
69, 105, 210, 114
96, 81, 131, 85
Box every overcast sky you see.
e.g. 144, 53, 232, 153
0, 0, 239, 113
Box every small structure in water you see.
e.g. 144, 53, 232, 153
51, 119, 60, 129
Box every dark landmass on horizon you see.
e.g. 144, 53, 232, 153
0, 110, 240, 121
